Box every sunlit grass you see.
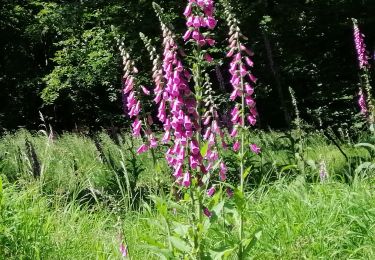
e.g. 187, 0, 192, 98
0, 130, 374, 259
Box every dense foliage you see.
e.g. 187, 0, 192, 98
1, 0, 374, 131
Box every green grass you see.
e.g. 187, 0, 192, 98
0, 130, 374, 259
1, 177, 374, 259
247, 177, 375, 259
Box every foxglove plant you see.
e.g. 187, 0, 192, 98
352, 18, 374, 125
121, 1, 260, 258
118, 40, 158, 154
152, 3, 200, 188
221, 0, 260, 257
184, 2, 237, 252
149, 2, 233, 258
353, 19, 369, 70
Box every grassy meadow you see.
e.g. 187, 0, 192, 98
0, 129, 374, 259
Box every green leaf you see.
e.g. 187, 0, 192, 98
233, 189, 246, 213
243, 229, 262, 255
173, 224, 189, 237
243, 167, 252, 180
355, 143, 375, 154
169, 236, 192, 253
210, 246, 237, 259
150, 195, 168, 217
141, 245, 173, 259
142, 236, 167, 249
200, 142, 209, 157
280, 164, 297, 173
355, 162, 375, 174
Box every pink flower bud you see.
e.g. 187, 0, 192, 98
182, 172, 191, 187
203, 207, 212, 218
203, 116, 211, 125
183, 3, 193, 17
189, 155, 199, 169
220, 161, 227, 175
245, 83, 254, 95
230, 127, 238, 138
123, 80, 134, 94
186, 16, 194, 27
240, 64, 248, 77
137, 144, 149, 154
141, 86, 150, 95
204, 53, 213, 62
247, 115, 256, 126
248, 73, 258, 83
245, 57, 254, 67
245, 96, 255, 107
150, 137, 158, 148
190, 139, 200, 155
250, 144, 261, 154
193, 16, 201, 28
119, 243, 128, 257
233, 140, 240, 152
206, 38, 216, 46
203, 127, 211, 140
227, 48, 235, 57
205, 16, 217, 29
207, 186, 216, 197
197, 0, 205, 7
162, 131, 170, 143
204, 6, 213, 16
183, 29, 192, 41
226, 188, 233, 198
132, 118, 141, 137
173, 164, 183, 178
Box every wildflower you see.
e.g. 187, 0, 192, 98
149, 136, 158, 148
207, 186, 216, 197
204, 53, 214, 62
137, 144, 149, 154
352, 19, 369, 69
250, 144, 261, 154
183, 0, 217, 45
131, 118, 142, 137
203, 207, 212, 218
224, 1, 259, 155
233, 140, 240, 152
219, 162, 227, 181
119, 242, 128, 257
119, 39, 159, 150
226, 188, 233, 198
182, 172, 191, 187
141, 86, 150, 95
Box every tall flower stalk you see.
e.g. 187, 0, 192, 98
183, 0, 223, 257
118, 39, 158, 154
352, 18, 373, 126
153, 2, 213, 257
122, 1, 258, 258
222, 1, 258, 258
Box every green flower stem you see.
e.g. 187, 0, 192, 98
238, 42, 246, 259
